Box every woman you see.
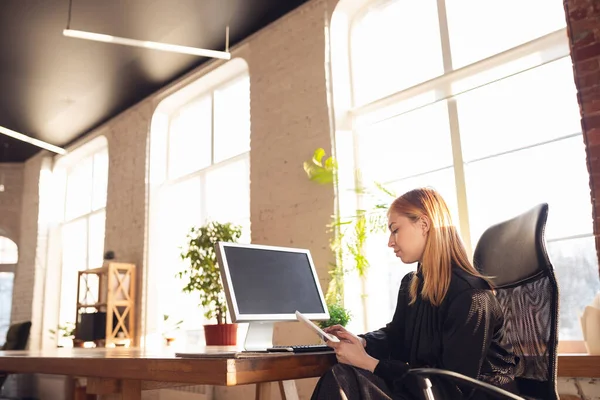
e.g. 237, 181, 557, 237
312, 188, 518, 400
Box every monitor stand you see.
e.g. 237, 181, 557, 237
244, 321, 275, 351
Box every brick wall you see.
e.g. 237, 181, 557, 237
559, 1, 600, 398
10, 154, 46, 326
104, 105, 150, 268
103, 104, 153, 343
0, 164, 24, 245
8, 0, 600, 399
564, 0, 600, 267
7, 0, 336, 398
3, 155, 48, 398
249, 0, 334, 323
216, 1, 335, 399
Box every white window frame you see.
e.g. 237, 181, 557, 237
145, 59, 251, 347
0, 236, 18, 271
60, 144, 108, 267
348, 5, 571, 255
49, 136, 109, 347
332, 0, 594, 343
164, 73, 250, 180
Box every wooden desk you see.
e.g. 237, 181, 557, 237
0, 347, 337, 400
2, 348, 597, 399
557, 353, 600, 378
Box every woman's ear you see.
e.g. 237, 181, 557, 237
420, 216, 430, 235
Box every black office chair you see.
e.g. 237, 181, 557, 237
410, 203, 560, 400
0, 321, 32, 393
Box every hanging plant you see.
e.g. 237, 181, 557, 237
303, 148, 337, 184
303, 147, 395, 323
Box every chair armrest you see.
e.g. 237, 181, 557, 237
409, 368, 525, 400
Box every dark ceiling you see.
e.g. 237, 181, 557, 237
0, 0, 310, 162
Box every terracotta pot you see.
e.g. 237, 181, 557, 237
204, 323, 238, 346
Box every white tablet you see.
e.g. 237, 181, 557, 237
295, 310, 340, 343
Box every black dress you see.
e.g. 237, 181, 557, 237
311, 266, 518, 400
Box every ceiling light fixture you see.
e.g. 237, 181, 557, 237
62, 0, 231, 60
0, 126, 67, 155
63, 28, 231, 60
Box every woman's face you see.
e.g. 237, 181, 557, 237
387, 211, 429, 264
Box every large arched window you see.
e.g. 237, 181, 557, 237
146, 58, 250, 346
0, 236, 17, 264
332, 0, 598, 341
0, 235, 18, 345
53, 136, 109, 345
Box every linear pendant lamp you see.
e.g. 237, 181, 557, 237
0, 125, 67, 155
62, 28, 232, 60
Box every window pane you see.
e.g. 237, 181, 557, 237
0, 236, 18, 264
445, 0, 567, 68
362, 168, 459, 331
88, 211, 105, 270
356, 102, 453, 185
456, 58, 581, 162
92, 149, 109, 211
385, 167, 459, 226
235, 218, 252, 245
466, 136, 593, 245
0, 272, 13, 346
60, 218, 88, 327
168, 96, 212, 179
205, 158, 250, 224
351, 0, 444, 105
155, 178, 205, 333
161, 178, 203, 245
361, 228, 411, 331
547, 236, 600, 340
65, 157, 93, 221
214, 75, 250, 162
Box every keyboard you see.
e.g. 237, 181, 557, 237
266, 344, 332, 353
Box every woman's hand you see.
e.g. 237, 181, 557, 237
323, 325, 366, 347
324, 326, 379, 372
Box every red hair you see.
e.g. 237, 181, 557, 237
389, 187, 492, 306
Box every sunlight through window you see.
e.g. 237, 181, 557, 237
339, 0, 598, 340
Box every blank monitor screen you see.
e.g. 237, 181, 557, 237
222, 245, 325, 315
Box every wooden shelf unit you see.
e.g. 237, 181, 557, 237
75, 262, 136, 347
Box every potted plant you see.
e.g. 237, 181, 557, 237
177, 221, 242, 346
49, 322, 76, 347
162, 314, 183, 346
319, 303, 352, 329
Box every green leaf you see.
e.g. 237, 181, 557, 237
303, 148, 337, 185
318, 303, 352, 329
176, 221, 242, 324
312, 148, 326, 166
374, 181, 396, 198
302, 146, 399, 309
303, 161, 334, 184
324, 156, 336, 171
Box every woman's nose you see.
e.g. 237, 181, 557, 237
388, 235, 394, 247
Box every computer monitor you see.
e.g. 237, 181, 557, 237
215, 242, 330, 351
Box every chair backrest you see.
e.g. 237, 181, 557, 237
1, 321, 32, 351
0, 321, 32, 391
473, 204, 559, 400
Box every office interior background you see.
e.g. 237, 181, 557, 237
1, 0, 600, 398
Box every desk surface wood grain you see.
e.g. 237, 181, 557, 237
1, 348, 598, 386
0, 347, 337, 386
556, 353, 600, 378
